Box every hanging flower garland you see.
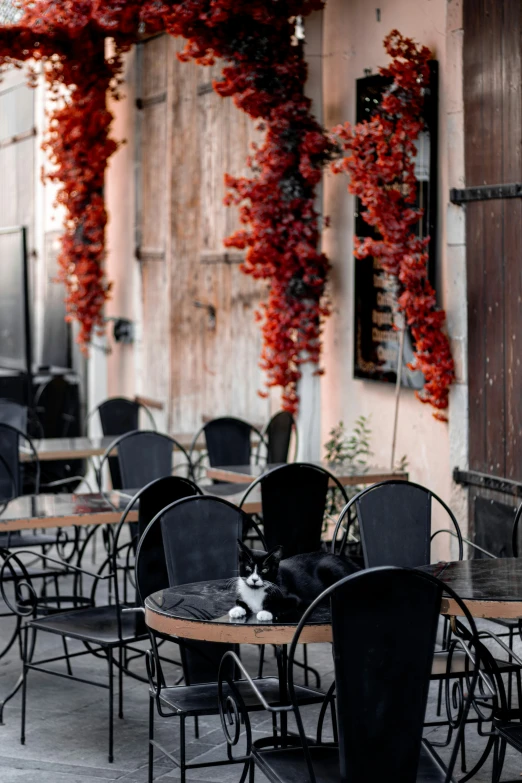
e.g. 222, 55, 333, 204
331, 30, 454, 417
0, 1, 333, 412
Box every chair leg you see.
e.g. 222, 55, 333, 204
180, 715, 186, 783
194, 716, 199, 738
62, 636, 73, 676
508, 627, 514, 706
303, 645, 309, 687
108, 648, 114, 763
21, 625, 29, 746
148, 695, 154, 783
118, 646, 124, 719
249, 755, 255, 783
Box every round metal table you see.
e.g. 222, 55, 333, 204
423, 557, 522, 619
145, 578, 332, 645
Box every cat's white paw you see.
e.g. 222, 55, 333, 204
229, 606, 247, 620
256, 610, 273, 622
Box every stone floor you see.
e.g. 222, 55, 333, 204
0, 605, 522, 781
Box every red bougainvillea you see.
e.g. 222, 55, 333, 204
0, 1, 333, 410
331, 30, 454, 417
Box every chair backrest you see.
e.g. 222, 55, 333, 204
0, 401, 28, 434
241, 463, 348, 557
158, 495, 248, 684
288, 567, 477, 783
97, 397, 141, 436
95, 397, 150, 490
112, 430, 192, 489
264, 411, 296, 464
33, 375, 81, 437
0, 422, 40, 501
200, 417, 258, 467
333, 480, 463, 568
133, 477, 203, 606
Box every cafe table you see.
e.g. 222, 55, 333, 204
20, 432, 205, 462
206, 462, 408, 487
422, 557, 522, 619
0, 491, 138, 532
145, 578, 331, 646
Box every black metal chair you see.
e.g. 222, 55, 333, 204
33, 374, 86, 491
240, 463, 349, 556
263, 411, 297, 464
330, 479, 464, 565
11, 475, 200, 763
97, 430, 194, 494
89, 397, 156, 489
142, 494, 325, 783
189, 416, 267, 482
218, 566, 482, 783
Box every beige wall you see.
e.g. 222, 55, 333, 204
321, 0, 467, 550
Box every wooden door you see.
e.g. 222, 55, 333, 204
137, 35, 267, 432
463, 0, 522, 481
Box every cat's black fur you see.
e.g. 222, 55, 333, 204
229, 540, 359, 622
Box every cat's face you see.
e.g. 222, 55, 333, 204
237, 540, 283, 590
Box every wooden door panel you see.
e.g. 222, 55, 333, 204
464, 0, 522, 481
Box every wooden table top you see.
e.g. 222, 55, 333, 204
422, 558, 522, 619
206, 462, 408, 486
0, 491, 138, 532
20, 433, 204, 462
145, 578, 332, 645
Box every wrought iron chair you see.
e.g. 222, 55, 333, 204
33, 374, 86, 491
89, 396, 157, 489
218, 566, 483, 783
330, 479, 521, 774
0, 422, 83, 549
189, 416, 267, 483
142, 494, 325, 783
262, 411, 297, 464
97, 430, 195, 496
9, 475, 200, 763
240, 463, 348, 556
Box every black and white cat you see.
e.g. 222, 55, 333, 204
229, 540, 359, 622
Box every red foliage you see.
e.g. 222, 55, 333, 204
0, 1, 332, 409
331, 30, 454, 416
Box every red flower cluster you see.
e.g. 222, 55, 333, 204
331, 30, 454, 417
0, 1, 332, 407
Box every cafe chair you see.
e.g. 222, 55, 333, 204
239, 462, 349, 688
189, 416, 267, 483
218, 567, 482, 783
0, 422, 87, 549
97, 430, 195, 495
331, 480, 522, 773
9, 475, 200, 763
88, 396, 157, 489
142, 494, 325, 783
262, 411, 298, 464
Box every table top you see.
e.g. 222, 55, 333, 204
0, 491, 138, 531
145, 579, 332, 645
20, 432, 204, 462
206, 462, 408, 486
422, 558, 522, 619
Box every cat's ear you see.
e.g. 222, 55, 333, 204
237, 539, 251, 560
264, 545, 284, 567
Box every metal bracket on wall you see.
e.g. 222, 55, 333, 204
450, 183, 522, 205
453, 467, 522, 498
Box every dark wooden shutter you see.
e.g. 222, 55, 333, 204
463, 0, 522, 482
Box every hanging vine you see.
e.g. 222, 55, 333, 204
331, 30, 454, 417
0, 0, 333, 411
